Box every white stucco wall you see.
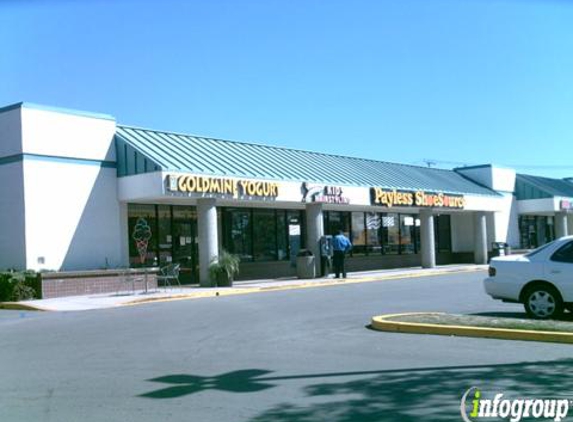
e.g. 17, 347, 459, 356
20, 106, 116, 161
23, 160, 122, 271
455, 165, 521, 249
451, 213, 474, 253
16, 105, 122, 271
506, 195, 521, 247
491, 167, 517, 193
0, 106, 22, 157
455, 165, 516, 193
0, 162, 27, 269
118, 172, 167, 202
491, 193, 520, 247
0, 107, 27, 269
517, 198, 557, 214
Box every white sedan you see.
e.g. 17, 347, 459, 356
484, 236, 573, 319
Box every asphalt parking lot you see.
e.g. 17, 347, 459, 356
1, 271, 572, 422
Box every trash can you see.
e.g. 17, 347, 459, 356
296, 249, 316, 279
491, 242, 507, 257
503, 243, 511, 256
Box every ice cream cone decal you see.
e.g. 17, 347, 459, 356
132, 218, 152, 264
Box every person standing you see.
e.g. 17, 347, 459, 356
332, 229, 352, 278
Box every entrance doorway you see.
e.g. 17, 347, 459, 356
128, 204, 199, 283
172, 217, 198, 285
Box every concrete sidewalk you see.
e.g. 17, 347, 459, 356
6, 264, 487, 312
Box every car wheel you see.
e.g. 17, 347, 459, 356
523, 285, 563, 319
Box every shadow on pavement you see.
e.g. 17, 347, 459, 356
140, 359, 573, 421
472, 311, 573, 322
139, 370, 275, 398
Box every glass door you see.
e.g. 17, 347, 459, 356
172, 207, 198, 284
288, 213, 302, 267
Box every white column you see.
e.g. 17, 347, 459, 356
420, 209, 435, 268
118, 202, 129, 267
555, 211, 569, 238
305, 203, 324, 276
474, 211, 488, 264
197, 198, 218, 287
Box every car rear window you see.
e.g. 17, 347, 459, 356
551, 241, 573, 263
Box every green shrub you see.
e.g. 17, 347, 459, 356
11, 281, 36, 301
0, 270, 41, 302
209, 250, 240, 286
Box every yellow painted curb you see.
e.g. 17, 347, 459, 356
371, 312, 573, 344
0, 302, 46, 311
124, 268, 485, 307
124, 288, 264, 306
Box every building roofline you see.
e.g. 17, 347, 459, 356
454, 163, 515, 172
453, 164, 492, 171
517, 172, 569, 181
0, 102, 115, 121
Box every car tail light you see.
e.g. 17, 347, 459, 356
488, 266, 496, 277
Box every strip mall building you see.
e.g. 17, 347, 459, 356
1, 103, 572, 285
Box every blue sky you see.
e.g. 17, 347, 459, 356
2, 0, 572, 177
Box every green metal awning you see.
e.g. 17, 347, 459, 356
115, 125, 500, 197
515, 174, 573, 200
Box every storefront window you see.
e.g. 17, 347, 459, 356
127, 204, 198, 280
400, 214, 416, 254
544, 217, 555, 245
277, 211, 288, 261
519, 216, 555, 249
381, 213, 400, 254
366, 212, 382, 254
253, 209, 277, 261
351, 212, 367, 255
222, 208, 304, 262
414, 217, 421, 253
225, 208, 252, 261
519, 216, 538, 249
157, 205, 173, 266
287, 211, 304, 264
324, 211, 350, 237
128, 204, 158, 267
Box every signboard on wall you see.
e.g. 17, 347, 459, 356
166, 174, 280, 199
370, 187, 466, 209
302, 182, 350, 204
561, 199, 573, 211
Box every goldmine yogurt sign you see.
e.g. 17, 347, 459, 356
371, 188, 465, 209
167, 174, 279, 199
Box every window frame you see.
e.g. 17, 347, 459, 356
550, 241, 573, 264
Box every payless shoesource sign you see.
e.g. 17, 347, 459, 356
167, 174, 280, 199
371, 188, 466, 209
560, 199, 573, 211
